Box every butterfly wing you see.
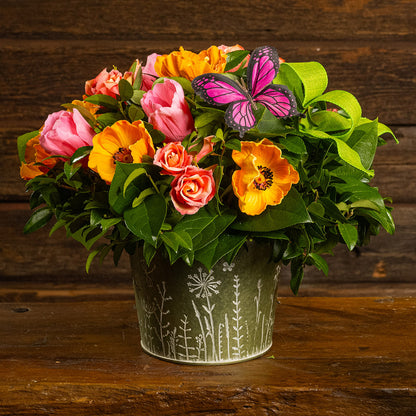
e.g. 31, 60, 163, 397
192, 73, 247, 106
192, 73, 255, 136
254, 84, 299, 118
247, 46, 280, 98
225, 100, 256, 137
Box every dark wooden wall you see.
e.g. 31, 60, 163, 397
1, 0, 415, 297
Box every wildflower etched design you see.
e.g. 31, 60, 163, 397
132, 255, 280, 364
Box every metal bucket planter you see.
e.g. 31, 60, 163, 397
131, 241, 280, 365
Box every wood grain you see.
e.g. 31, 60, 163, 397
2, 0, 415, 42
0, 297, 415, 415
1, 40, 415, 128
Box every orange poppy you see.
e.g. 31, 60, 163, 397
154, 46, 227, 81
232, 139, 299, 216
88, 120, 155, 183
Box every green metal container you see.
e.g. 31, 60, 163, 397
131, 241, 280, 364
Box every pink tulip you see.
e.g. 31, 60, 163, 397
141, 53, 160, 92
170, 166, 216, 215
39, 109, 95, 158
141, 79, 194, 143
153, 142, 193, 175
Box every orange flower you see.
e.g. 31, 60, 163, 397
154, 46, 226, 81
20, 135, 57, 180
88, 120, 155, 183
232, 139, 299, 216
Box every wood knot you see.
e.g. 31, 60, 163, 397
372, 260, 387, 279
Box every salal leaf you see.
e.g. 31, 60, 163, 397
337, 222, 358, 251
304, 129, 374, 178
231, 188, 311, 232
124, 193, 167, 247
23, 207, 53, 234
308, 253, 329, 276
194, 232, 248, 271
17, 130, 39, 162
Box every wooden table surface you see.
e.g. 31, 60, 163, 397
1, 295, 415, 415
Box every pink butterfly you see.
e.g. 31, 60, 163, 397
192, 46, 299, 137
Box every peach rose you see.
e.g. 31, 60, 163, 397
85, 68, 124, 98
153, 142, 193, 175
170, 166, 216, 215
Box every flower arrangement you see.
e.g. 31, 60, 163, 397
18, 45, 397, 294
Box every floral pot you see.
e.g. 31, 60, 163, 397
131, 242, 280, 365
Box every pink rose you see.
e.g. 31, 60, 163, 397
141, 53, 160, 92
141, 79, 194, 143
39, 109, 95, 157
170, 166, 216, 215
85, 68, 124, 98
153, 142, 193, 175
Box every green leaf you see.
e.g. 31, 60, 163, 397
346, 119, 379, 169
224, 50, 250, 72
17, 131, 39, 163
64, 161, 81, 180
100, 217, 122, 231
306, 90, 362, 141
308, 253, 329, 276
337, 222, 358, 251
123, 167, 147, 196
23, 207, 53, 234
70, 146, 92, 164
274, 61, 328, 108
290, 257, 304, 295
161, 230, 193, 252
131, 89, 145, 105
319, 197, 348, 223
109, 162, 153, 214
224, 139, 241, 151
118, 79, 134, 101
248, 105, 288, 138
192, 211, 237, 251
304, 128, 374, 177
377, 121, 398, 143
142, 121, 166, 144
96, 112, 124, 128
124, 193, 167, 247
85, 94, 119, 110
231, 188, 311, 232
194, 232, 248, 271
278, 135, 307, 154
350, 199, 379, 211
334, 178, 395, 234
132, 188, 157, 207
128, 104, 145, 121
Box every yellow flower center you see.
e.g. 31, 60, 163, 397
113, 147, 133, 164
253, 166, 273, 191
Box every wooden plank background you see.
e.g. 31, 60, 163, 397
0, 0, 415, 296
